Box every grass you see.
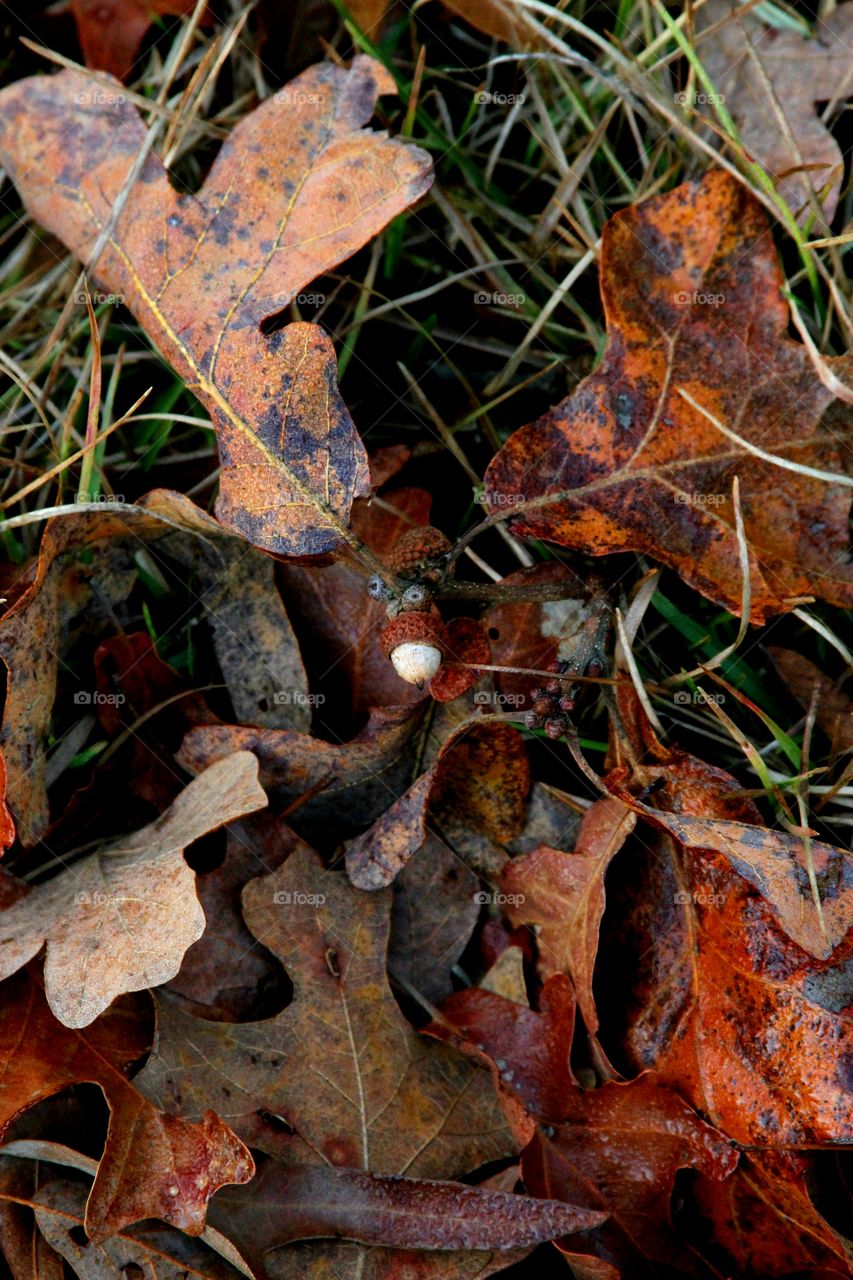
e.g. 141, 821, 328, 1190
0, 0, 851, 853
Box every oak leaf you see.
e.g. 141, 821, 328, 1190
0, 60, 432, 555
696, 1, 853, 225
0, 753, 267, 1028
599, 756, 853, 1149
0, 972, 253, 1242
484, 170, 853, 621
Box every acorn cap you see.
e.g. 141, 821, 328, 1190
387, 525, 453, 578
380, 611, 448, 659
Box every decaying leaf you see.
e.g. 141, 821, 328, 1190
0, 60, 432, 555
70, 0, 203, 81
177, 703, 428, 847
600, 755, 853, 1149
501, 796, 636, 1034
345, 721, 529, 889
0, 753, 267, 1027
484, 170, 853, 621
0, 973, 253, 1242
696, 1, 853, 225
0, 491, 230, 843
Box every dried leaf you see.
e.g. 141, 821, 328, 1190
177, 703, 427, 847
0, 62, 432, 555
0, 972, 253, 1241
70, 0, 203, 81
345, 722, 529, 889
209, 1161, 606, 1254
501, 796, 636, 1034
31, 1178, 247, 1280
0, 491, 228, 843
768, 646, 853, 757
484, 170, 853, 621
0, 753, 267, 1027
697, 1, 853, 224
387, 833, 480, 1005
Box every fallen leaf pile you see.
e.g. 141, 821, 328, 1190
1, 9, 853, 1280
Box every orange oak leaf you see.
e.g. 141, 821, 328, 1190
484, 169, 853, 622
0, 60, 432, 556
0, 972, 253, 1243
599, 755, 853, 1150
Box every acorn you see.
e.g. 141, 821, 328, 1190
388, 525, 453, 583
380, 610, 448, 687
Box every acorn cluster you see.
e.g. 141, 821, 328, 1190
525, 656, 603, 739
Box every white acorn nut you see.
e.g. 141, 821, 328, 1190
390, 640, 443, 686
380, 611, 447, 688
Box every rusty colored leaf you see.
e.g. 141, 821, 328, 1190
501, 796, 636, 1034
484, 170, 853, 621
345, 721, 529, 890
696, 1, 853, 225
0, 61, 432, 555
616, 790, 853, 961
429, 966, 737, 1276
0, 490, 231, 844
0, 751, 15, 853
429, 974, 577, 1124
0, 753, 267, 1028
0, 972, 253, 1242
522, 1079, 738, 1276
70, 0, 203, 81
600, 756, 853, 1150
690, 1150, 852, 1277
